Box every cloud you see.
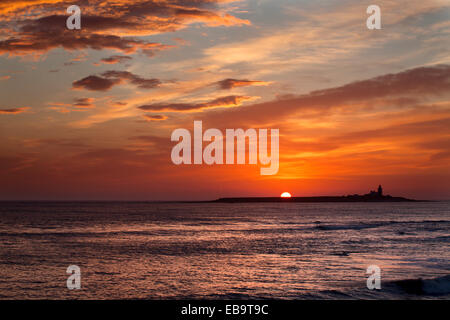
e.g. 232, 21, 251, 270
305, 65, 450, 100
0, 29, 171, 57
199, 3, 450, 84
199, 65, 450, 127
0, 107, 30, 114
47, 106, 72, 114
142, 114, 168, 122
47, 100, 94, 113
101, 71, 161, 89
72, 75, 120, 92
99, 55, 132, 65
72, 71, 161, 91
0, 1, 249, 57
73, 98, 95, 108
216, 78, 270, 90
138, 95, 255, 112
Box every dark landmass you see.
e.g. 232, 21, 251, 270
213, 195, 418, 203
213, 186, 422, 203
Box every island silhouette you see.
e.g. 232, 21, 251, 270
213, 185, 421, 203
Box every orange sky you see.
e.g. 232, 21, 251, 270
0, 0, 449, 200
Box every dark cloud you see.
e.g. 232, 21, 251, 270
142, 114, 168, 122
101, 71, 161, 89
73, 98, 94, 108
199, 65, 450, 127
0, 107, 30, 114
72, 75, 120, 91
304, 65, 450, 102
216, 78, 270, 90
100, 55, 132, 65
0, 31, 170, 57
72, 71, 161, 91
138, 95, 253, 112
0, 1, 248, 57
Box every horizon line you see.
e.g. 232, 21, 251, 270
0, 197, 447, 202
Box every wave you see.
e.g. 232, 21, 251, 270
314, 220, 450, 231
387, 275, 450, 296
308, 275, 450, 299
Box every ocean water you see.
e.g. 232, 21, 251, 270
0, 201, 448, 300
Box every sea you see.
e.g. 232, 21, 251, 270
0, 201, 449, 299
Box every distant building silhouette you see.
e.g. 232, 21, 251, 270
215, 185, 417, 203
365, 185, 384, 198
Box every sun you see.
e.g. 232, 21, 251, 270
280, 192, 292, 198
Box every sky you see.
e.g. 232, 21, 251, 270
0, 0, 449, 200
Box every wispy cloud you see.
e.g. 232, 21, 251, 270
73, 98, 95, 109
142, 114, 168, 122
0, 107, 30, 114
138, 95, 256, 112
216, 78, 270, 90
98, 55, 132, 65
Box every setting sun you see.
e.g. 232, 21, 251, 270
281, 192, 292, 198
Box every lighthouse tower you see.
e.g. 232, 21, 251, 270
378, 185, 383, 197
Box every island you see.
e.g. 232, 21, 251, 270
212, 185, 421, 203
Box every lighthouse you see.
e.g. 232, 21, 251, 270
378, 185, 383, 197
